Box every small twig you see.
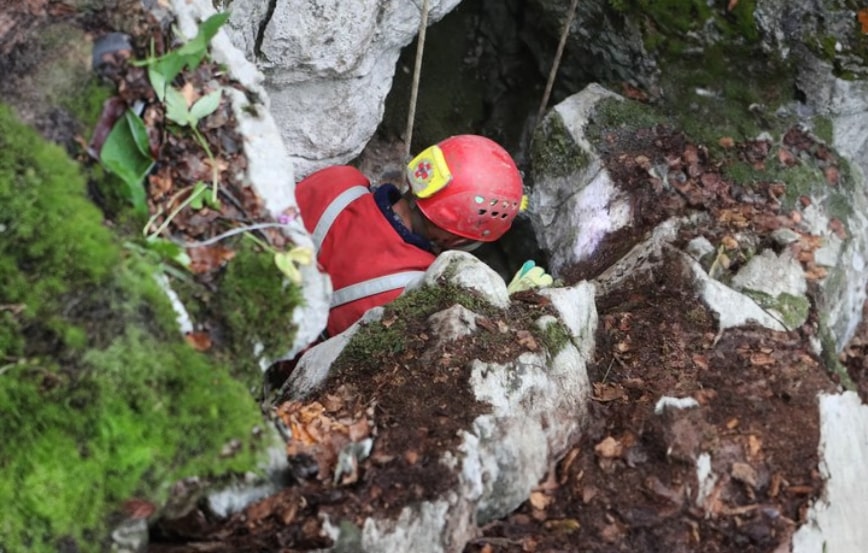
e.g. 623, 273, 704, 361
145, 184, 207, 239
601, 357, 615, 383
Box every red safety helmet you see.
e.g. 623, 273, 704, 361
406, 134, 527, 242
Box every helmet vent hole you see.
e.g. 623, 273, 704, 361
489, 199, 498, 206
478, 209, 487, 216
491, 211, 500, 217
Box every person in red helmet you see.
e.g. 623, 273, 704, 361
294, 134, 541, 338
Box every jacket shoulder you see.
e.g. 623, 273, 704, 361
297, 165, 370, 193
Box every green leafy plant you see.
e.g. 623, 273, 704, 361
164, 86, 224, 207
98, 109, 152, 214
99, 12, 229, 223
135, 12, 230, 102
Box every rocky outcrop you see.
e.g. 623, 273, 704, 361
285, 251, 595, 552
529, 83, 868, 553
224, 0, 463, 178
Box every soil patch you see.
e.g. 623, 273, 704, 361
467, 253, 836, 553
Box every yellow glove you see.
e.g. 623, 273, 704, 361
507, 260, 554, 294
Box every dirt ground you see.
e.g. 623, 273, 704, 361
4, 3, 867, 552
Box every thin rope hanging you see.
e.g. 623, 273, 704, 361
537, 0, 580, 123
404, 0, 430, 160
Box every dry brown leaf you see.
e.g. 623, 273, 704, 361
180, 82, 198, 107
559, 447, 581, 485
805, 265, 829, 281
516, 330, 539, 351
184, 331, 212, 351
829, 218, 848, 239
529, 490, 553, 511
593, 382, 627, 403
594, 436, 623, 459
859, 8, 868, 34
718, 136, 735, 149
747, 434, 763, 458
122, 498, 156, 519
727, 0, 739, 11
777, 147, 797, 166
749, 352, 775, 366
188, 245, 236, 274
731, 462, 759, 489
720, 235, 739, 250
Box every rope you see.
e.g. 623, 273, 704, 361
537, 0, 580, 123
404, 0, 430, 160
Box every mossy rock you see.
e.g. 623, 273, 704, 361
0, 104, 265, 553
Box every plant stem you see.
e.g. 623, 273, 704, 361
146, 184, 206, 239
242, 231, 277, 255
192, 126, 220, 205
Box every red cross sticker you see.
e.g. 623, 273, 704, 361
414, 161, 432, 181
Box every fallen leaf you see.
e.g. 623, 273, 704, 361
593, 382, 627, 402
859, 8, 868, 34
720, 235, 739, 250
122, 498, 156, 519
559, 447, 581, 484
786, 484, 815, 495
621, 82, 648, 102
594, 436, 623, 459
180, 82, 198, 107
731, 462, 759, 489
727, 0, 739, 11
747, 434, 763, 458
749, 352, 775, 366
184, 331, 212, 351
188, 244, 235, 274
529, 490, 553, 511
777, 147, 797, 167
718, 136, 735, 149
516, 330, 539, 350
829, 218, 848, 239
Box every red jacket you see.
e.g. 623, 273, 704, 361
295, 166, 436, 336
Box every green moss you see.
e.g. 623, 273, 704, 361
338, 283, 495, 370
743, 290, 811, 330
586, 96, 666, 143
817, 318, 856, 390
811, 116, 835, 145
215, 242, 303, 388
614, 0, 758, 56
531, 111, 591, 179
0, 105, 265, 553
30, 24, 95, 115
0, 106, 118, 358
60, 76, 114, 132
537, 319, 572, 356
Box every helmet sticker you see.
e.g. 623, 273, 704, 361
406, 145, 453, 198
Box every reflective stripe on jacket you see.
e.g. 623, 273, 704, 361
295, 165, 435, 336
